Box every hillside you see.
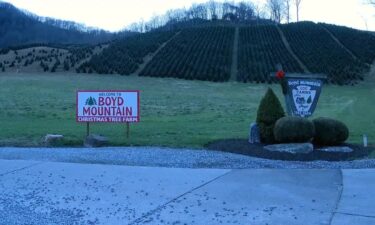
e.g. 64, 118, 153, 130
0, 2, 125, 48
238, 25, 304, 83
79, 31, 177, 75
83, 21, 374, 85
1, 18, 375, 85
0, 44, 108, 73
140, 27, 235, 81
280, 22, 369, 84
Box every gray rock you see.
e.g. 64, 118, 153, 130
264, 143, 314, 154
249, 123, 261, 144
84, 134, 109, 148
317, 146, 353, 153
43, 134, 64, 147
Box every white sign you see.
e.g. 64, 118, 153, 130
292, 85, 316, 114
76, 90, 140, 123
286, 79, 323, 117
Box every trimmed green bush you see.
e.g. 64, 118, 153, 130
274, 117, 315, 143
313, 117, 349, 146
256, 88, 285, 144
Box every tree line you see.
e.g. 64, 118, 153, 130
127, 0, 305, 32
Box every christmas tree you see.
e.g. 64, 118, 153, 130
307, 95, 312, 104
85, 97, 97, 106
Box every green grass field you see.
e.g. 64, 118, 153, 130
0, 72, 374, 148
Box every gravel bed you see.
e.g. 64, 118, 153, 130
0, 147, 375, 169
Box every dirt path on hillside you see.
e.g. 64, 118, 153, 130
275, 25, 310, 73
320, 25, 359, 61
230, 27, 239, 81
132, 31, 182, 76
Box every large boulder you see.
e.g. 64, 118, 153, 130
274, 117, 315, 143
316, 146, 353, 153
43, 134, 64, 147
84, 134, 109, 147
313, 117, 349, 146
248, 123, 261, 144
264, 143, 314, 154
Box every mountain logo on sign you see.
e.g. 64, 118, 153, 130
292, 85, 316, 113
85, 96, 97, 106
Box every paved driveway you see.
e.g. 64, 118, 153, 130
0, 159, 375, 225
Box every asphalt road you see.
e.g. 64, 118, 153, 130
0, 150, 375, 225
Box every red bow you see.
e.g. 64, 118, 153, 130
276, 70, 285, 79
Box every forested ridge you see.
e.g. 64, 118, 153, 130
0, 2, 131, 48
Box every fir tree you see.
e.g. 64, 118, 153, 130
256, 88, 285, 144
86, 97, 97, 106
307, 95, 312, 104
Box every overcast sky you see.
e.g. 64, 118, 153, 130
3, 0, 375, 31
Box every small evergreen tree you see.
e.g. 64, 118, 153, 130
307, 95, 312, 104
63, 60, 70, 71
85, 97, 97, 106
256, 88, 285, 144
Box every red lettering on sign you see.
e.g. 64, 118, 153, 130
91, 107, 97, 115
83, 107, 91, 116
126, 107, 132, 116
118, 97, 124, 106
98, 97, 124, 106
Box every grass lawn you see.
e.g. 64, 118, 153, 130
0, 72, 374, 148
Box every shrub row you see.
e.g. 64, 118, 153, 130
273, 117, 349, 146
256, 88, 349, 146
238, 25, 303, 83
281, 22, 369, 85
140, 27, 234, 81
80, 31, 176, 75
321, 23, 375, 64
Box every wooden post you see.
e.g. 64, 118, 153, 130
86, 122, 90, 137
126, 123, 130, 139
363, 134, 368, 147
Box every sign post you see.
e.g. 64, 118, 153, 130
272, 72, 327, 118
76, 90, 140, 138
86, 122, 90, 137
126, 123, 130, 139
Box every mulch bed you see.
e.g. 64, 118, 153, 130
205, 139, 375, 161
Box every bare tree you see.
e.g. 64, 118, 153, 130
208, 0, 218, 20
237, 2, 255, 21
165, 9, 186, 23
284, 0, 291, 23
294, 0, 302, 22
254, 2, 267, 19
267, 0, 284, 23
127, 19, 145, 33
222, 1, 231, 16
127, 0, 273, 32
188, 3, 208, 19
197, 4, 208, 19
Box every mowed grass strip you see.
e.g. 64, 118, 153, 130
0, 72, 374, 148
